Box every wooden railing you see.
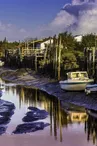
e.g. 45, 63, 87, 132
7, 48, 47, 57
21, 48, 46, 57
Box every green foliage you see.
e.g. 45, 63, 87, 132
82, 33, 95, 49
74, 41, 84, 51
3, 32, 96, 78
7, 41, 19, 49
61, 51, 79, 70
39, 59, 50, 68
59, 32, 76, 50
38, 32, 82, 73
0, 37, 19, 55
74, 50, 84, 59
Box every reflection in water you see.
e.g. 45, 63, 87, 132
3, 82, 97, 145
68, 111, 88, 123
8, 85, 88, 142
16, 86, 67, 142
85, 112, 97, 145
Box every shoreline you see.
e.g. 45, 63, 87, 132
0, 67, 97, 111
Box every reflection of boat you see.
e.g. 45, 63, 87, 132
85, 84, 97, 95
67, 110, 88, 122
59, 71, 94, 91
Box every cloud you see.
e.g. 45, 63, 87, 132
0, 0, 97, 40
50, 11, 76, 30
75, 8, 97, 34
0, 21, 28, 41
36, 0, 97, 37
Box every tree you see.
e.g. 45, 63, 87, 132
81, 33, 95, 49
59, 32, 76, 50
61, 50, 79, 70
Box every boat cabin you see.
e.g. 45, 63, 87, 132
67, 71, 89, 80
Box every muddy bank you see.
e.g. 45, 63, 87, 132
0, 67, 97, 111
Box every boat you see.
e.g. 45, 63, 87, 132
67, 110, 88, 123
0, 60, 4, 66
85, 84, 97, 95
59, 71, 94, 91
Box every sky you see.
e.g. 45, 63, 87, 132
0, 0, 71, 41
0, 0, 96, 41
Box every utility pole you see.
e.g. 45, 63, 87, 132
58, 35, 62, 80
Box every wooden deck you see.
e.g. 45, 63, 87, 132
4, 47, 48, 72
7, 47, 47, 58
21, 48, 46, 57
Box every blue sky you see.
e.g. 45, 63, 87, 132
0, 0, 96, 41
0, 0, 71, 41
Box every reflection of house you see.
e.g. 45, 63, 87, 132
67, 111, 88, 122
29, 38, 53, 49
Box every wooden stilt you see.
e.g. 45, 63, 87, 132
58, 35, 62, 80
55, 38, 58, 78
35, 55, 37, 72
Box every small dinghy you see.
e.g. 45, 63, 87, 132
85, 84, 97, 95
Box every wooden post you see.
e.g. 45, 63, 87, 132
25, 41, 26, 49
50, 37, 52, 63
44, 41, 48, 64
92, 47, 95, 77
55, 37, 58, 78
35, 55, 37, 72
33, 40, 34, 49
58, 35, 62, 80
52, 37, 55, 70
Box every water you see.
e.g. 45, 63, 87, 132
0, 79, 97, 146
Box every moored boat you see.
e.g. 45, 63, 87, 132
85, 84, 97, 95
59, 71, 94, 91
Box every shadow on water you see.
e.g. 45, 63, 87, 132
2, 82, 97, 145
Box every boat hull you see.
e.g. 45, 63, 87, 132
59, 80, 94, 91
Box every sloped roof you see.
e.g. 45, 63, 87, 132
30, 37, 53, 44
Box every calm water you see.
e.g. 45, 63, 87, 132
0, 79, 97, 146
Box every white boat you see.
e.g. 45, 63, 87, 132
0, 60, 4, 66
59, 71, 94, 91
